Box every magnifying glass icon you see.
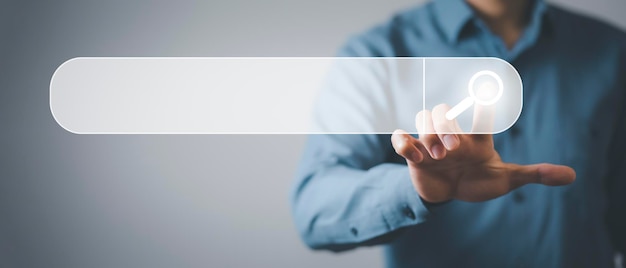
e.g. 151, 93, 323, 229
445, 70, 504, 120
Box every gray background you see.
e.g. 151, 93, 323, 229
1, 0, 625, 267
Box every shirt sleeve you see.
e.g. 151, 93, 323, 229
290, 34, 435, 252
290, 134, 434, 251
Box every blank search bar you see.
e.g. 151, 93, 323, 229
50, 57, 522, 134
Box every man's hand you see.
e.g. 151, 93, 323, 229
391, 104, 576, 203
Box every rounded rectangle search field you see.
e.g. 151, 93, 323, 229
50, 57, 522, 134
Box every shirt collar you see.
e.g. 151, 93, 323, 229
432, 0, 550, 44
432, 0, 474, 43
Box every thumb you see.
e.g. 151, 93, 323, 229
509, 163, 576, 189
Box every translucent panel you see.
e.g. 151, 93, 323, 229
50, 57, 522, 134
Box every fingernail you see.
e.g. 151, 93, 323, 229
442, 135, 459, 150
431, 144, 445, 159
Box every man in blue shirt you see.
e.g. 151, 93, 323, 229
291, 0, 626, 267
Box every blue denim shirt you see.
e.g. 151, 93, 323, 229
291, 0, 626, 267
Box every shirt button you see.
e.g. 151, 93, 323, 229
350, 227, 358, 236
403, 205, 416, 220
513, 191, 525, 203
